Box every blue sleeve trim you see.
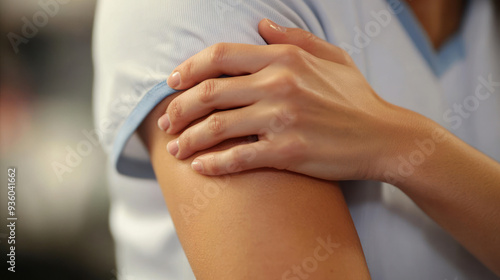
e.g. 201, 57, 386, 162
112, 81, 177, 178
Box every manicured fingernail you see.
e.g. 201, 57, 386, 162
266, 19, 286, 33
158, 114, 170, 131
168, 71, 181, 88
191, 160, 204, 173
167, 140, 179, 156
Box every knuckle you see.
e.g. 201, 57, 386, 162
207, 113, 225, 136
231, 149, 246, 168
209, 43, 228, 64
228, 147, 252, 172
302, 31, 318, 49
267, 69, 299, 96
278, 136, 306, 162
279, 45, 305, 65
267, 105, 297, 134
206, 155, 221, 175
282, 44, 302, 57
168, 99, 183, 121
179, 131, 192, 153
275, 105, 299, 127
337, 47, 353, 65
182, 59, 194, 80
199, 79, 217, 104
231, 149, 245, 166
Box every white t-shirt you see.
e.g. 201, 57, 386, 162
93, 0, 500, 279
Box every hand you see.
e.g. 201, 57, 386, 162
157, 19, 423, 181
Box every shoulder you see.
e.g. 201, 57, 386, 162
92, 0, 360, 176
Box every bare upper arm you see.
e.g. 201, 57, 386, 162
138, 92, 370, 279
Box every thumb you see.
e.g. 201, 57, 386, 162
258, 19, 351, 65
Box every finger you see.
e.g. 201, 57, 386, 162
258, 19, 353, 66
168, 106, 267, 159
191, 141, 283, 176
167, 43, 275, 90
161, 74, 262, 135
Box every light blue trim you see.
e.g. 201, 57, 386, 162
389, 0, 467, 77
437, 34, 466, 76
112, 81, 177, 179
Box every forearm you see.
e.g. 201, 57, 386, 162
380, 111, 500, 275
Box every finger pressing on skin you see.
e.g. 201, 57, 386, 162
168, 106, 267, 160
191, 140, 278, 175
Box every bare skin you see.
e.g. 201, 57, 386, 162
138, 96, 371, 279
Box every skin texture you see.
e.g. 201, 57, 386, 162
389, 127, 500, 276
138, 93, 371, 279
158, 19, 500, 276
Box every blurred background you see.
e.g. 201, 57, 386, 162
0, 0, 116, 278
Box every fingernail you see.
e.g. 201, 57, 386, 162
191, 160, 204, 173
266, 19, 286, 33
168, 71, 181, 88
158, 114, 170, 131
167, 140, 179, 156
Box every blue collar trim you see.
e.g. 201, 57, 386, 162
389, 0, 468, 77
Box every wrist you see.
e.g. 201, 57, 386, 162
370, 105, 449, 187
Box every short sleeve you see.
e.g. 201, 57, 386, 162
92, 0, 346, 178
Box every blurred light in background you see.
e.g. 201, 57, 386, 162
1, 0, 115, 278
